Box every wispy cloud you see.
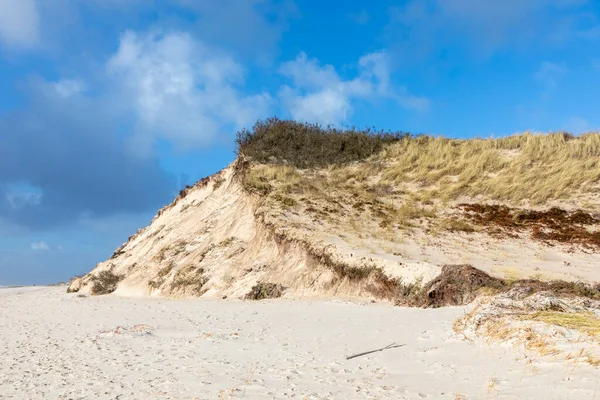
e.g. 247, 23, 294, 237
0, 0, 40, 49
4, 184, 43, 210
349, 10, 370, 25
30, 241, 50, 251
54, 79, 86, 98
534, 61, 568, 98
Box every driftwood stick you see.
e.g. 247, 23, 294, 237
345, 342, 405, 360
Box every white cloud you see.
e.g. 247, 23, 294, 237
107, 31, 272, 152
54, 79, 86, 98
0, 0, 40, 49
30, 241, 50, 251
279, 51, 428, 125
4, 183, 43, 210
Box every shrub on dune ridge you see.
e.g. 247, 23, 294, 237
236, 117, 408, 168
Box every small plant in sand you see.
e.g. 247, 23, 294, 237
245, 282, 285, 300
90, 270, 123, 295
213, 176, 225, 189
171, 265, 208, 295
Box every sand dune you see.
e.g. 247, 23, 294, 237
1, 286, 598, 399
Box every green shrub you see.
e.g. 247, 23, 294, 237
236, 118, 408, 168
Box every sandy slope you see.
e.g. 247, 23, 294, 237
1, 287, 599, 400
68, 161, 600, 303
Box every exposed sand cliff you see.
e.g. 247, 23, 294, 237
68, 161, 441, 301
67, 152, 600, 304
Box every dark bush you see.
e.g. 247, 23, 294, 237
236, 118, 408, 168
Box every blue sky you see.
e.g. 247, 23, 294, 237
1, 0, 600, 285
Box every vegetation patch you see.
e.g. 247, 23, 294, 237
245, 283, 286, 300
459, 203, 600, 248
171, 265, 208, 295
420, 264, 505, 307
147, 263, 176, 291
213, 176, 225, 189
90, 270, 123, 295
418, 264, 600, 308
438, 218, 476, 233
380, 132, 600, 204
236, 118, 406, 168
524, 311, 600, 337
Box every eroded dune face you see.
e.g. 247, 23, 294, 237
68, 162, 436, 301
69, 126, 600, 303
68, 158, 600, 305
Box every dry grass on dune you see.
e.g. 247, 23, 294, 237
239, 120, 600, 238
524, 311, 600, 337
245, 128, 600, 208
378, 132, 600, 205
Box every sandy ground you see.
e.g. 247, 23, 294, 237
1, 287, 599, 400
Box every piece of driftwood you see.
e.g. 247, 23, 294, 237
345, 342, 405, 360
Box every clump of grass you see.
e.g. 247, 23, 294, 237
243, 172, 272, 195
525, 311, 600, 337
245, 282, 285, 300
158, 262, 175, 277
90, 270, 123, 295
66, 274, 84, 293
271, 193, 297, 208
147, 262, 176, 291
439, 218, 476, 233
171, 265, 208, 295
155, 244, 172, 262
213, 176, 225, 189
218, 237, 236, 247
147, 279, 162, 290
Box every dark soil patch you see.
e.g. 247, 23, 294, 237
458, 204, 600, 248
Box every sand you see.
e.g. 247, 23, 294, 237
1, 287, 599, 399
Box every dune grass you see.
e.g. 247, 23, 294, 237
379, 132, 600, 205
243, 127, 600, 207
525, 311, 600, 337
239, 123, 600, 237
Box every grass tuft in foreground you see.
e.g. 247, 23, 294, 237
525, 311, 600, 337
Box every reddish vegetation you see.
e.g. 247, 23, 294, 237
458, 204, 600, 249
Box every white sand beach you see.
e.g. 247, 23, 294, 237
1, 286, 599, 399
